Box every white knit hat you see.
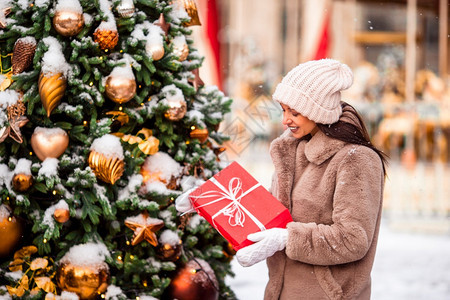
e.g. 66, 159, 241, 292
273, 59, 353, 124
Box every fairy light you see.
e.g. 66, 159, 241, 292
29, 152, 33, 156
120, 50, 123, 53
83, 120, 88, 126
130, 255, 134, 260
89, 82, 94, 86
100, 294, 105, 299
117, 255, 122, 261
6, 197, 9, 201
8, 217, 12, 222
105, 49, 109, 53
142, 280, 148, 287
126, 241, 130, 246
43, 239, 47, 243
136, 297, 140, 300
186, 140, 190, 145
52, 190, 57, 195
190, 126, 196, 130
119, 106, 123, 111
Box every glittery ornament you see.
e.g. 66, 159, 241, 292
93, 26, 119, 50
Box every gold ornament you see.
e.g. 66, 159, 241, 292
0, 100, 29, 144
189, 68, 204, 91
12, 173, 33, 192
88, 150, 124, 184
12, 37, 36, 75
164, 100, 187, 121
106, 111, 129, 126
7, 246, 57, 297
168, 259, 219, 300
57, 261, 109, 299
105, 74, 136, 104
118, 128, 159, 155
154, 13, 170, 36
31, 127, 69, 161
54, 208, 70, 223
0, 71, 13, 91
38, 72, 67, 117
145, 42, 164, 61
175, 0, 201, 26
0, 205, 23, 258
93, 26, 119, 50
157, 240, 182, 262
172, 40, 189, 62
0, 7, 11, 28
116, 0, 135, 18
52, 10, 84, 37
124, 212, 164, 246
190, 127, 208, 143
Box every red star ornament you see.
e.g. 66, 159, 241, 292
124, 212, 164, 246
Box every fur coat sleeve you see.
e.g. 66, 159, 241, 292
284, 144, 383, 266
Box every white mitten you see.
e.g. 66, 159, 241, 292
236, 228, 288, 267
174, 188, 196, 213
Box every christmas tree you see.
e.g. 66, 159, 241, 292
0, 0, 236, 299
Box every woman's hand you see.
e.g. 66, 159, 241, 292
236, 228, 288, 267
174, 188, 196, 213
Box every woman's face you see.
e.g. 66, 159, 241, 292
280, 103, 318, 139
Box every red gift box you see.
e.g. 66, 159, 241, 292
189, 161, 292, 250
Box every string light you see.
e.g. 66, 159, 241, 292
83, 120, 88, 126
126, 241, 130, 246
117, 255, 122, 261
100, 294, 105, 299
190, 126, 196, 130
43, 239, 47, 243
52, 190, 57, 195
142, 280, 148, 287
129, 255, 134, 260
186, 140, 190, 145
89, 82, 94, 86
29, 151, 33, 156
119, 106, 123, 111
8, 217, 12, 222
6, 197, 9, 201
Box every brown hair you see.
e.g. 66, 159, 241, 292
316, 102, 388, 175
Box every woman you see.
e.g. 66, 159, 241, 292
235, 59, 387, 300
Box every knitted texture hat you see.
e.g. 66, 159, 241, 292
273, 59, 353, 124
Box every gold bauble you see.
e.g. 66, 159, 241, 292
190, 128, 209, 143
145, 42, 164, 61
164, 101, 187, 121
0, 206, 23, 258
88, 150, 124, 184
31, 127, 69, 161
168, 259, 219, 300
54, 208, 70, 223
157, 240, 182, 262
93, 27, 119, 50
53, 10, 84, 37
38, 72, 67, 117
173, 42, 189, 62
57, 261, 109, 299
12, 173, 33, 192
105, 75, 136, 104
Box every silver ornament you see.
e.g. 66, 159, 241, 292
117, 0, 135, 18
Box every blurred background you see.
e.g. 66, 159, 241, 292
188, 0, 450, 298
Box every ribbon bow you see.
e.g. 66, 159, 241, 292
191, 177, 266, 230
0, 100, 28, 144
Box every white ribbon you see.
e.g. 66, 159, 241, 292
190, 177, 266, 231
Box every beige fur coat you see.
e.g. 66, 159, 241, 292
265, 121, 384, 299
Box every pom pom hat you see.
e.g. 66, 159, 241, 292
273, 59, 354, 124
